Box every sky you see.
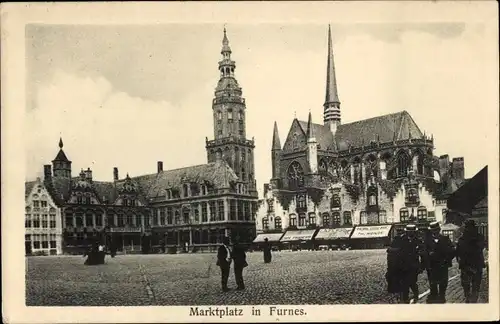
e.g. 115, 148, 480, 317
25, 23, 497, 197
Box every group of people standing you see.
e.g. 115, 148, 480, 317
83, 238, 117, 265
386, 219, 486, 304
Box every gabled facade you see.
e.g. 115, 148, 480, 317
257, 26, 465, 237
25, 176, 63, 255
26, 28, 259, 252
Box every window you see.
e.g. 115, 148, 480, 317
229, 200, 236, 220
202, 203, 208, 222
194, 206, 200, 222
297, 194, 306, 209
397, 153, 409, 177
182, 208, 190, 224
331, 194, 341, 209
41, 234, 49, 249
217, 111, 222, 120
144, 214, 150, 227
238, 201, 244, 220
174, 210, 180, 224
166, 207, 172, 224
267, 200, 274, 213
275, 217, 282, 229
289, 214, 297, 227
417, 207, 427, 221
49, 234, 57, 249
308, 213, 316, 226
135, 215, 142, 227
368, 194, 377, 206
442, 209, 448, 220
379, 210, 387, 224
33, 201, 39, 208
33, 214, 40, 228
318, 160, 328, 177
41, 201, 47, 208
183, 184, 189, 197
160, 208, 166, 225
218, 200, 225, 221
25, 214, 31, 228
287, 162, 304, 188
85, 214, 93, 227
333, 212, 341, 226
343, 211, 352, 225
117, 214, 124, 227
126, 214, 133, 226
95, 214, 103, 227
77, 196, 83, 204
299, 213, 306, 227
239, 111, 243, 120
400, 208, 409, 223
209, 202, 216, 221
33, 234, 40, 249
107, 213, 115, 227
322, 213, 330, 227
228, 109, 233, 120
360, 211, 367, 225
244, 201, 250, 221
49, 213, 56, 228
262, 218, 269, 231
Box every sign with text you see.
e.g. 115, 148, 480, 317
109, 227, 142, 233
280, 230, 316, 242
350, 225, 392, 239
315, 228, 353, 240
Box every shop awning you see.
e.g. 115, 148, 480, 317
447, 166, 488, 215
315, 228, 354, 240
280, 229, 317, 242
441, 223, 460, 231
253, 233, 284, 243
350, 225, 393, 239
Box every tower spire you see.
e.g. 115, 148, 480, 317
307, 111, 316, 142
272, 121, 281, 150
323, 25, 341, 130
59, 137, 64, 149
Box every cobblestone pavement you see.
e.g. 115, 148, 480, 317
26, 250, 484, 306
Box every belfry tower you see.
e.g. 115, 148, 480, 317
206, 28, 256, 190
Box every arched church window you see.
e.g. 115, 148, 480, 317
287, 161, 304, 188
318, 159, 328, 176
415, 153, 424, 175
396, 152, 409, 177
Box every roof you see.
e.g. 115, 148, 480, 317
25, 181, 36, 198
53, 149, 70, 162
447, 165, 488, 214
253, 233, 284, 243
293, 111, 423, 152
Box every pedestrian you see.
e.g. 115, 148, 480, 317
216, 236, 232, 292
456, 219, 486, 303
263, 238, 272, 263
109, 238, 117, 258
386, 224, 425, 303
231, 237, 248, 290
424, 221, 456, 303
98, 242, 106, 264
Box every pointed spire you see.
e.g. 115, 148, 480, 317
221, 26, 231, 54
307, 111, 316, 141
272, 121, 281, 150
325, 25, 340, 105
59, 137, 64, 149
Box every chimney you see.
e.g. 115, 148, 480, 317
43, 164, 52, 182
157, 161, 163, 173
113, 167, 119, 181
85, 167, 93, 182
451, 157, 465, 182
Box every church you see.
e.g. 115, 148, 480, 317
255, 26, 466, 249
25, 28, 259, 254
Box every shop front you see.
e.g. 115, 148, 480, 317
314, 227, 354, 250
252, 232, 285, 251
280, 229, 318, 251
349, 224, 393, 249
108, 227, 143, 253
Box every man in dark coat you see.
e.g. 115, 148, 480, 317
216, 236, 232, 292
424, 221, 456, 303
456, 219, 486, 303
386, 224, 425, 303
231, 237, 248, 290
263, 238, 272, 263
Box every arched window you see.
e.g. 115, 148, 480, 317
299, 213, 306, 227
289, 214, 297, 227
296, 194, 306, 209
368, 193, 377, 206
275, 216, 282, 229
262, 217, 269, 231
396, 152, 409, 177
322, 213, 330, 227
287, 161, 304, 188
379, 210, 387, 224
343, 211, 352, 225
318, 159, 328, 176
331, 194, 341, 209
417, 206, 427, 221
332, 212, 341, 226
194, 208, 200, 222
360, 211, 367, 225
400, 208, 409, 223
415, 153, 424, 174
308, 213, 316, 226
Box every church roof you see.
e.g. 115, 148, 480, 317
53, 149, 70, 162
294, 110, 423, 152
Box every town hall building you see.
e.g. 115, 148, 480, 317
25, 28, 259, 253
255, 26, 466, 248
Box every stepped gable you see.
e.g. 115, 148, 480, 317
25, 181, 36, 198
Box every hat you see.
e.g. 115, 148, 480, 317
405, 224, 417, 232
429, 221, 441, 231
